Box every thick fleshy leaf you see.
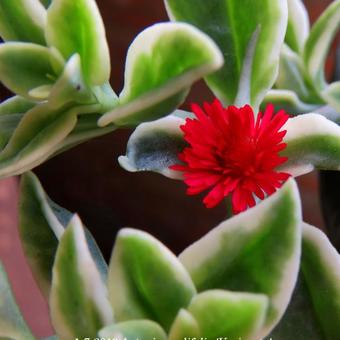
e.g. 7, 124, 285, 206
321, 81, 340, 112
46, 0, 110, 85
19, 172, 107, 298
0, 0, 46, 44
165, 0, 288, 108
108, 228, 196, 331
118, 113, 186, 179
50, 215, 113, 340
179, 179, 302, 338
0, 43, 60, 99
262, 90, 321, 114
303, 0, 340, 89
270, 224, 340, 340
0, 104, 77, 178
187, 290, 268, 339
280, 113, 340, 177
168, 309, 200, 340
285, 0, 309, 53
0, 261, 35, 340
276, 45, 322, 104
0, 96, 36, 116
98, 22, 223, 127
98, 320, 167, 340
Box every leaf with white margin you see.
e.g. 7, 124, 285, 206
0, 43, 61, 100
0, 0, 46, 45
285, 0, 310, 53
270, 223, 340, 340
50, 215, 113, 340
98, 320, 167, 340
19, 171, 107, 298
303, 0, 340, 89
280, 113, 340, 177
0, 96, 36, 116
165, 0, 288, 108
187, 290, 268, 340
98, 22, 223, 127
0, 103, 77, 178
262, 89, 321, 114
179, 179, 302, 338
108, 228, 197, 331
321, 81, 340, 112
48, 54, 95, 109
276, 45, 322, 103
118, 113, 187, 179
0, 261, 35, 340
46, 0, 110, 85
168, 309, 200, 340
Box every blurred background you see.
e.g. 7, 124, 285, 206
0, 0, 338, 336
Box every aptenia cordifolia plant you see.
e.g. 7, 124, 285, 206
0, 0, 339, 339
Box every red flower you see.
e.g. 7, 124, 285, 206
171, 99, 290, 214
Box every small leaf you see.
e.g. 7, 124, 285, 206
262, 89, 322, 114
321, 81, 340, 112
179, 179, 302, 338
280, 113, 340, 177
187, 290, 268, 340
0, 104, 77, 178
0, 0, 46, 44
165, 0, 288, 108
285, 0, 310, 53
0, 43, 58, 99
108, 228, 196, 331
46, 0, 110, 85
303, 0, 340, 89
0, 261, 35, 340
98, 22, 223, 127
0, 96, 36, 116
19, 171, 108, 298
118, 113, 187, 179
50, 215, 113, 340
98, 320, 167, 340
168, 309, 200, 340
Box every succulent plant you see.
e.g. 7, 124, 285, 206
0, 172, 339, 340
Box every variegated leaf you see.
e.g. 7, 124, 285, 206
0, 0, 46, 45
321, 81, 340, 112
98, 22, 223, 127
50, 215, 113, 340
108, 228, 196, 331
0, 261, 35, 340
46, 0, 110, 85
165, 0, 288, 108
179, 179, 302, 338
168, 309, 200, 340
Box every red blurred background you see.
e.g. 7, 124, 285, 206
0, 0, 338, 336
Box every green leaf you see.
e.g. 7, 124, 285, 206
179, 179, 302, 338
300, 223, 340, 339
19, 172, 108, 298
321, 81, 340, 112
280, 113, 340, 177
0, 261, 35, 340
48, 54, 95, 109
285, 0, 309, 53
118, 113, 187, 179
165, 0, 288, 108
98, 22, 223, 127
261, 90, 321, 114
98, 320, 167, 340
0, 96, 36, 116
0, 43, 59, 99
168, 309, 200, 340
187, 290, 268, 340
303, 0, 340, 89
50, 215, 113, 340
40, 0, 52, 8
46, 0, 110, 85
0, 0, 46, 44
0, 104, 77, 178
108, 228, 197, 331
